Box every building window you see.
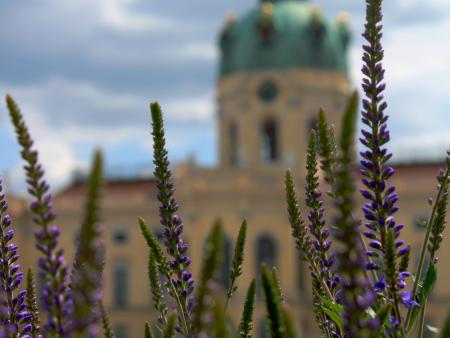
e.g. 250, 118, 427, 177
229, 122, 239, 167
113, 230, 128, 244
217, 235, 232, 289
261, 119, 278, 164
114, 324, 128, 338
113, 264, 128, 308
256, 234, 278, 271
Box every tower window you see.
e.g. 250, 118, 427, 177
113, 230, 128, 244
258, 81, 278, 102
261, 119, 278, 164
255, 234, 278, 272
229, 122, 239, 167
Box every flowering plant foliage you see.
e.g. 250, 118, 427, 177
1, 0, 450, 337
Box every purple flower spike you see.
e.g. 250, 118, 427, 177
358, 0, 414, 332
7, 95, 72, 336
304, 132, 336, 291
0, 180, 31, 336
151, 102, 194, 321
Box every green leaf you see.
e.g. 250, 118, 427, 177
316, 293, 343, 331
410, 263, 437, 329
317, 293, 343, 316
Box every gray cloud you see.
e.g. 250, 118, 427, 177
0, 0, 449, 190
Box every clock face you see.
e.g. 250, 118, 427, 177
258, 80, 278, 102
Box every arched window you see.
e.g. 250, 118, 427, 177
256, 234, 278, 271
217, 235, 232, 289
113, 263, 128, 308
261, 119, 278, 164
229, 122, 239, 167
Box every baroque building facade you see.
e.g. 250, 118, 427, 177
11, 0, 450, 337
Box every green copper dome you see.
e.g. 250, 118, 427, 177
219, 0, 350, 77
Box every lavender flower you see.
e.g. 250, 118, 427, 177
6, 95, 72, 336
305, 132, 334, 288
359, 0, 408, 267
0, 180, 31, 336
71, 150, 105, 337
150, 102, 193, 329
359, 0, 411, 329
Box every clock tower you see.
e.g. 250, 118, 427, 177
217, 0, 352, 171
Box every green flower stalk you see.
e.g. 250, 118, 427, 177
192, 221, 223, 334
71, 150, 105, 337
238, 279, 255, 338
150, 102, 194, 320
261, 265, 283, 338
334, 92, 377, 337
406, 152, 450, 331
285, 170, 334, 302
148, 252, 168, 329
225, 220, 247, 310
26, 269, 41, 337
428, 157, 449, 264
316, 109, 337, 188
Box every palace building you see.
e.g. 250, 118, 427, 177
12, 0, 449, 337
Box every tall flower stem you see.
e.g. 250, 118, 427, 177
6, 95, 71, 337
405, 162, 450, 330
150, 102, 194, 329
285, 170, 334, 302
71, 150, 105, 337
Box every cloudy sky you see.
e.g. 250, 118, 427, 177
0, 0, 449, 192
